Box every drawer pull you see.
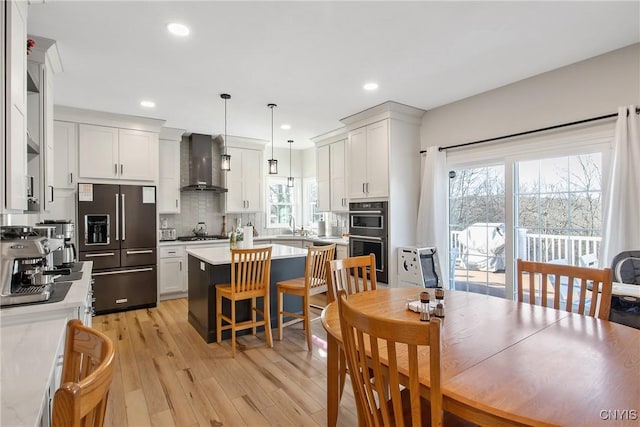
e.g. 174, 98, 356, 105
126, 250, 153, 255
85, 252, 115, 258
92, 267, 153, 276
116, 298, 128, 304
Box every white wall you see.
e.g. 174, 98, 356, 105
421, 43, 640, 149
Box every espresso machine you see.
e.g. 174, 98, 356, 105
0, 227, 58, 306
36, 219, 77, 267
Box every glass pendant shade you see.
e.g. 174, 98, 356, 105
221, 153, 231, 171
268, 159, 278, 175
268, 103, 278, 174
221, 93, 231, 171
287, 176, 294, 187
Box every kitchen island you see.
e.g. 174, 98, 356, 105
187, 244, 307, 343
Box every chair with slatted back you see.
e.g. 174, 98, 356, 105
52, 319, 115, 427
276, 244, 336, 351
516, 258, 613, 319
325, 254, 377, 404
216, 246, 273, 357
337, 289, 443, 427
326, 253, 377, 303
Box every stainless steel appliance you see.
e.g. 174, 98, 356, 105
36, 220, 77, 267
78, 184, 157, 314
349, 201, 388, 283
0, 230, 59, 306
397, 245, 442, 288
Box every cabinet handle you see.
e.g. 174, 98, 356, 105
114, 163, 118, 175
366, 183, 369, 193
70, 172, 73, 184
120, 164, 124, 175
175, 199, 178, 208
85, 252, 115, 257
126, 250, 152, 255
179, 261, 182, 271
362, 183, 365, 193
49, 185, 54, 203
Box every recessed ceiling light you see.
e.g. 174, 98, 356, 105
140, 100, 156, 108
363, 82, 379, 91
167, 23, 190, 37
281, 124, 291, 130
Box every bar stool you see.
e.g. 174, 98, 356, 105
216, 246, 273, 357
276, 244, 336, 351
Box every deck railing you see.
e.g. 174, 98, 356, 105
450, 230, 601, 266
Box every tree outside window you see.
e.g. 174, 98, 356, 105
267, 177, 294, 227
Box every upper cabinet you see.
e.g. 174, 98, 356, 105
3, 0, 28, 212
316, 144, 330, 212
226, 146, 262, 213
78, 124, 158, 181
347, 120, 389, 199
53, 121, 77, 190
158, 127, 184, 214
329, 139, 348, 212
312, 130, 348, 213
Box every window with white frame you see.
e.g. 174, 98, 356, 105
266, 177, 294, 228
302, 177, 323, 228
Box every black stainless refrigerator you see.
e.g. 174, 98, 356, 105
77, 183, 157, 314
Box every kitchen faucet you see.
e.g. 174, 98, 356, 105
289, 215, 296, 236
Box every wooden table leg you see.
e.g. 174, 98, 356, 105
327, 333, 339, 427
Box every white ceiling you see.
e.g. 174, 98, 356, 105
28, 1, 640, 149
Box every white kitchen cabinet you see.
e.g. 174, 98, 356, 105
316, 144, 330, 212
158, 130, 183, 214
3, 0, 28, 211
330, 139, 348, 211
159, 245, 187, 297
78, 124, 158, 181
226, 147, 262, 212
347, 120, 389, 199
53, 121, 77, 189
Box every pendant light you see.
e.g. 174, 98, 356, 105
267, 103, 278, 174
220, 93, 231, 171
287, 140, 294, 187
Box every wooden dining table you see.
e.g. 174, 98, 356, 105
321, 288, 640, 426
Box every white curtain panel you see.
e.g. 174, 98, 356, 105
601, 105, 640, 267
416, 146, 450, 286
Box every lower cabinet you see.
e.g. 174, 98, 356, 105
159, 246, 187, 298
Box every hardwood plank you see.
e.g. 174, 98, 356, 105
93, 297, 359, 427
125, 388, 152, 426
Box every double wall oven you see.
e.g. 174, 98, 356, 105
349, 201, 388, 283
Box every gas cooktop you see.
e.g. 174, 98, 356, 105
176, 235, 229, 241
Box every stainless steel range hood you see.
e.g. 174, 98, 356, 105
181, 133, 228, 192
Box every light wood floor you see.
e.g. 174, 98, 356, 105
94, 297, 358, 427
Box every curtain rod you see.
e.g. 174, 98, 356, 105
424, 107, 640, 153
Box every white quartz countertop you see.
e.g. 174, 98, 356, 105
0, 261, 93, 323
1, 317, 67, 427
187, 243, 307, 265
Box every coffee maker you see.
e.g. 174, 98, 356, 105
37, 220, 77, 267
0, 228, 55, 306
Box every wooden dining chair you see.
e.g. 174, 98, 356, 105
326, 254, 378, 404
326, 253, 377, 303
52, 319, 115, 427
337, 289, 443, 427
276, 243, 336, 351
216, 246, 273, 357
517, 258, 613, 319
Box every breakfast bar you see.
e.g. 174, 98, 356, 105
186, 244, 307, 343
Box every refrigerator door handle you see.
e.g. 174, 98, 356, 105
92, 267, 154, 276
115, 194, 119, 241
121, 194, 126, 241
126, 250, 153, 255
